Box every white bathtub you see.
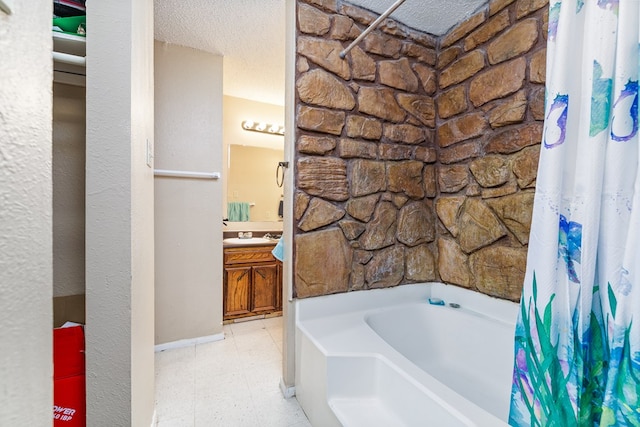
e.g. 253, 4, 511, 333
295, 283, 519, 427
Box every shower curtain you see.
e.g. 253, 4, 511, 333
508, 1, 640, 426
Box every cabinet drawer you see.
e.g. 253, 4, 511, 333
224, 246, 276, 265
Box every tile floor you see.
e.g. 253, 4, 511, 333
154, 316, 311, 426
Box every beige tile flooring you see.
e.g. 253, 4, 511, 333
154, 317, 310, 426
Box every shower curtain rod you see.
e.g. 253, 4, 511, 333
339, 0, 407, 59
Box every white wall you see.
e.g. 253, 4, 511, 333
85, 0, 155, 425
0, 1, 53, 425
154, 41, 224, 344
131, 0, 156, 423
282, 0, 297, 393
53, 83, 86, 299
52, 83, 86, 326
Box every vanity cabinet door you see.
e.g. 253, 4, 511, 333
251, 263, 278, 313
224, 266, 252, 318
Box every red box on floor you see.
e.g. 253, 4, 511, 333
53, 325, 85, 427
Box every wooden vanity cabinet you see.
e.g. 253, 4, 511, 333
223, 245, 282, 320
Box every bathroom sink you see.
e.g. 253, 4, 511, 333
223, 237, 274, 246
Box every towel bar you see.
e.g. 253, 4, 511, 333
154, 169, 221, 179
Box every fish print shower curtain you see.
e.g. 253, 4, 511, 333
508, 0, 640, 426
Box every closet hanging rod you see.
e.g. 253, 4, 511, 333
339, 0, 407, 59
154, 169, 221, 179
52, 51, 86, 67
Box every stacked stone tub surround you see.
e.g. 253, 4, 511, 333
294, 0, 548, 301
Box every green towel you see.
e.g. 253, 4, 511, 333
227, 202, 250, 222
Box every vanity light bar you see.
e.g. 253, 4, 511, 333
241, 120, 284, 136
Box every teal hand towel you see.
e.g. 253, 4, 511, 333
272, 238, 284, 262
227, 202, 250, 222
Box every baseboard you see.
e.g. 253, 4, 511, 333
154, 332, 225, 352
279, 377, 296, 399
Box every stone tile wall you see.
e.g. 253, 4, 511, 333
293, 0, 548, 301
434, 0, 547, 301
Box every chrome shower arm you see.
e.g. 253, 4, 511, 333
339, 0, 407, 59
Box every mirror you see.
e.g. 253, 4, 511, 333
227, 144, 284, 222
223, 96, 284, 224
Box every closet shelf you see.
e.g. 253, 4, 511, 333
53, 31, 85, 57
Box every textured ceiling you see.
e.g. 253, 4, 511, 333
155, 0, 287, 106
348, 0, 488, 36
154, 0, 489, 107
